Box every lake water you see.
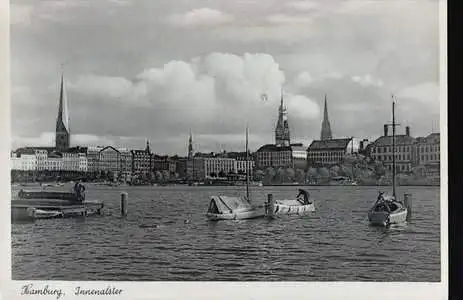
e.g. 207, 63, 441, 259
11, 185, 441, 281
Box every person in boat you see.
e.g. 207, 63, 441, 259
73, 181, 86, 203
297, 189, 312, 205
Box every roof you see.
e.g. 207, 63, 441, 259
372, 135, 416, 146
14, 146, 87, 156
308, 138, 352, 151
417, 132, 440, 144
257, 144, 292, 152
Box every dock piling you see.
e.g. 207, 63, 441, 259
267, 194, 275, 218
121, 192, 128, 216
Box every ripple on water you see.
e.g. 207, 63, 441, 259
11, 185, 441, 281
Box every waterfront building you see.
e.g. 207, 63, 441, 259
152, 155, 170, 172
10, 152, 37, 171
416, 132, 440, 179
290, 143, 307, 170
369, 125, 417, 173
87, 146, 104, 173
98, 146, 122, 174
320, 95, 333, 141
306, 138, 354, 167
131, 140, 152, 175
255, 144, 293, 169
55, 74, 71, 151
193, 157, 237, 180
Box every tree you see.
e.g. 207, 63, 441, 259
329, 165, 340, 178
254, 170, 265, 181
318, 167, 329, 180
275, 167, 286, 183
285, 168, 295, 182
210, 172, 217, 177
155, 171, 162, 182
263, 167, 275, 185
295, 169, 305, 183
162, 170, 170, 181
218, 170, 226, 178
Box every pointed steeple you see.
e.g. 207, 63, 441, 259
55, 71, 70, 150
275, 87, 290, 147
320, 94, 332, 140
188, 129, 194, 159
145, 139, 151, 153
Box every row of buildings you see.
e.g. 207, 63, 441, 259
11, 75, 440, 181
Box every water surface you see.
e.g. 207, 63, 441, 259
11, 185, 440, 281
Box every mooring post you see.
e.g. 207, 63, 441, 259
121, 192, 128, 216
267, 194, 275, 218
404, 193, 412, 221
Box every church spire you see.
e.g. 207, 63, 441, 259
145, 139, 151, 153
320, 94, 332, 140
188, 129, 194, 159
55, 71, 70, 150
275, 87, 290, 147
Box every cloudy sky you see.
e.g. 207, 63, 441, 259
10, 0, 439, 155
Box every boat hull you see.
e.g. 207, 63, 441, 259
368, 209, 407, 227
273, 203, 315, 216
206, 209, 265, 221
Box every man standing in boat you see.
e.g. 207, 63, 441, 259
72, 181, 86, 203
297, 189, 311, 205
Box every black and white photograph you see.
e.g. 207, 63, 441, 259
5, 0, 446, 298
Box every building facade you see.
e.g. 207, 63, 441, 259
255, 144, 293, 169
416, 132, 440, 179
306, 138, 353, 167
369, 126, 417, 173
131, 141, 152, 175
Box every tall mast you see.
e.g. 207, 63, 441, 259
246, 125, 250, 201
392, 96, 396, 198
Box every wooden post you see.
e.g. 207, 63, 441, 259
404, 193, 412, 220
267, 194, 275, 218
120, 192, 128, 216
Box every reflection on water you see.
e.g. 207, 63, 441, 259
11, 185, 440, 281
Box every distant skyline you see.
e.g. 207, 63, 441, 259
10, 0, 440, 154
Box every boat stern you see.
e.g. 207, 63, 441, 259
368, 211, 390, 226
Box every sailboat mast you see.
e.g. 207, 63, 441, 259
246, 125, 250, 201
392, 99, 396, 198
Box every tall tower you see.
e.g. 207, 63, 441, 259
145, 139, 151, 153
55, 73, 70, 151
320, 95, 332, 140
275, 89, 290, 147
188, 129, 194, 159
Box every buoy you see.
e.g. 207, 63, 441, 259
120, 192, 128, 216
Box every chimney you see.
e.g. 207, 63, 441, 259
383, 124, 388, 136
406, 126, 410, 137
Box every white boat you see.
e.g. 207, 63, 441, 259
206, 196, 265, 220
265, 194, 315, 217
27, 207, 64, 219
206, 126, 262, 221
368, 97, 411, 227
